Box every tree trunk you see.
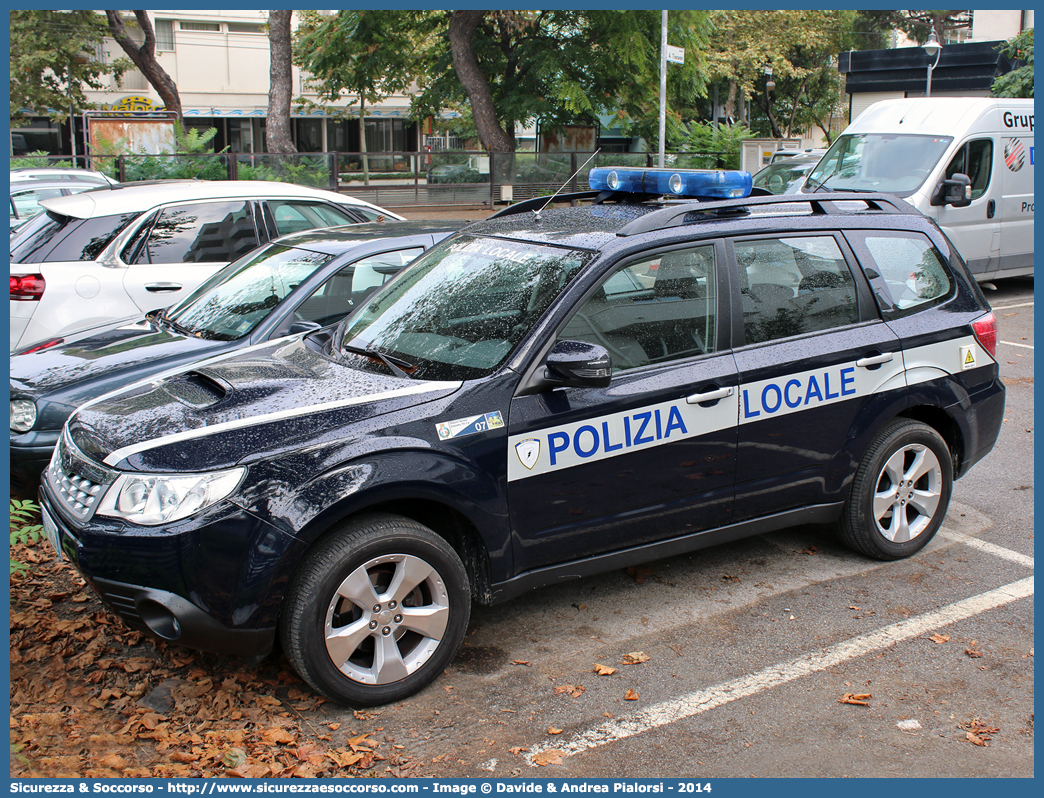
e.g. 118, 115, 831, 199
448, 10, 514, 153
105, 11, 182, 121
359, 96, 369, 186
266, 10, 297, 154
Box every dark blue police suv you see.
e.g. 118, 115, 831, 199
39, 167, 1004, 706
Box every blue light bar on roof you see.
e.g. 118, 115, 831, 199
589, 167, 752, 199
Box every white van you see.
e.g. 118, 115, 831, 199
800, 98, 1033, 281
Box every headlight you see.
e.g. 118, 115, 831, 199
11, 399, 37, 433
96, 468, 245, 526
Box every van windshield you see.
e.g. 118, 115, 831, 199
804, 133, 953, 196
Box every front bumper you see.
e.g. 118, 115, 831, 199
39, 483, 307, 659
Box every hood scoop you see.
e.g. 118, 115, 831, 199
163, 369, 229, 408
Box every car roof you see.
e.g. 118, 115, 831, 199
274, 219, 471, 256
9, 167, 117, 185
10, 178, 111, 193
37, 179, 387, 219
467, 191, 926, 251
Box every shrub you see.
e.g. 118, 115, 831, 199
10, 499, 43, 577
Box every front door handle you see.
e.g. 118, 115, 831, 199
987, 199, 996, 219
686, 386, 734, 405
145, 283, 183, 293
856, 352, 894, 368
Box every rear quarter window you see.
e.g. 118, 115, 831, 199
10, 211, 141, 264
848, 232, 954, 318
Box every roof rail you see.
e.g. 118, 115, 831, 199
616, 193, 919, 237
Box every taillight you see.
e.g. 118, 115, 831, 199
17, 337, 64, 355
10, 274, 45, 301
972, 311, 998, 359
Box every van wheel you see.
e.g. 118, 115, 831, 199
837, 419, 952, 560
281, 514, 470, 706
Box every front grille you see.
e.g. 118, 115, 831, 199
45, 431, 115, 525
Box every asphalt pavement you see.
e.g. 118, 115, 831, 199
308, 277, 1034, 780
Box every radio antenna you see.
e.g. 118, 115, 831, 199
533, 148, 601, 222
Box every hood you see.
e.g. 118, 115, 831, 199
67, 336, 462, 472
11, 318, 223, 406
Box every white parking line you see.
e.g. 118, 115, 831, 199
1000, 340, 1034, 349
991, 301, 1035, 310
525, 577, 1034, 765
938, 529, 1035, 568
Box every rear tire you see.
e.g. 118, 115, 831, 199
281, 514, 470, 706
837, 419, 952, 560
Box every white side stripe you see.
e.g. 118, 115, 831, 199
938, 529, 1034, 568
102, 380, 461, 466
525, 577, 1033, 765
1000, 340, 1034, 350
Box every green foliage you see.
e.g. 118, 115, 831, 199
11, 499, 44, 577
993, 29, 1034, 98
10, 10, 130, 126
679, 121, 754, 170
10, 151, 74, 170
118, 122, 230, 181
237, 156, 332, 188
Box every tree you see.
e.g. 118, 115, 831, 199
294, 10, 431, 181
896, 9, 973, 42
266, 10, 297, 154
705, 10, 879, 141
104, 10, 182, 120
992, 29, 1033, 98
9, 10, 128, 125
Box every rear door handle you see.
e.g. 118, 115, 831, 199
856, 352, 894, 368
145, 283, 183, 293
686, 386, 734, 404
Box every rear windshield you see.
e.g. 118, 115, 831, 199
10, 210, 141, 264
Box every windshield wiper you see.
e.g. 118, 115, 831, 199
155, 309, 195, 337
805, 158, 843, 194
342, 342, 414, 379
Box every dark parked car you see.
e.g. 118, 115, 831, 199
10, 220, 465, 492
39, 167, 1003, 707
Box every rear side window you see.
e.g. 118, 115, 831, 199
734, 236, 858, 346
142, 201, 258, 264
859, 234, 953, 316
266, 200, 359, 237
10, 211, 141, 264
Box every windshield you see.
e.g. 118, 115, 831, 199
805, 133, 953, 195
340, 235, 592, 381
166, 244, 335, 340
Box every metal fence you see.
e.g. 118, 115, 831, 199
10, 149, 728, 209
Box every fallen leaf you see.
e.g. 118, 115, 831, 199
512, 660, 531, 666
222, 747, 247, 768
547, 727, 563, 735
509, 746, 528, 755
622, 651, 650, 665
593, 663, 617, 676
624, 689, 639, 701
327, 723, 342, 731
532, 750, 565, 766
839, 693, 872, 706
930, 633, 951, 644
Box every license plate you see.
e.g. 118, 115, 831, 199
41, 505, 64, 561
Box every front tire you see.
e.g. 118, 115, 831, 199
281, 514, 471, 706
837, 419, 952, 560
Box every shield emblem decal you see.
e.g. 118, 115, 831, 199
515, 439, 541, 470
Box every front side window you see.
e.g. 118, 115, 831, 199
859, 234, 953, 315
296, 247, 423, 327
806, 134, 953, 195
165, 244, 335, 340
143, 201, 257, 264
557, 245, 717, 371
945, 139, 993, 200
735, 236, 858, 346
267, 200, 358, 237
340, 236, 592, 380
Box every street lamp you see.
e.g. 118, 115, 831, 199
764, 64, 775, 93
923, 31, 942, 97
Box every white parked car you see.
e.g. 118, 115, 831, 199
9, 167, 119, 186
9, 180, 403, 352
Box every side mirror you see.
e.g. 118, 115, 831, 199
931, 173, 972, 207
288, 319, 323, 336
544, 340, 612, 388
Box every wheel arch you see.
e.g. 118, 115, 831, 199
898, 404, 965, 476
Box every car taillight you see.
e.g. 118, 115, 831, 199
972, 312, 998, 359
17, 337, 64, 355
10, 274, 45, 301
